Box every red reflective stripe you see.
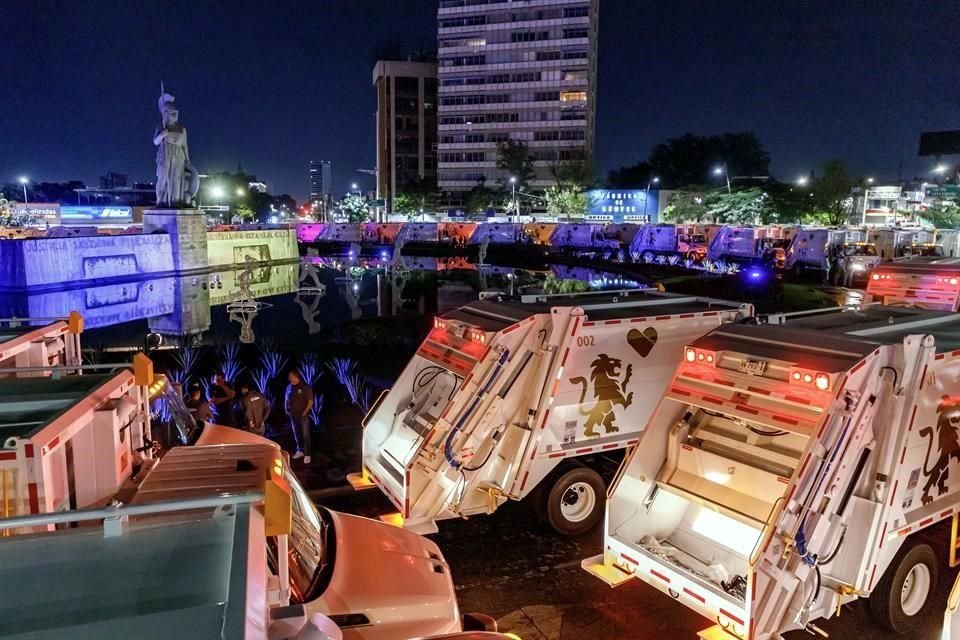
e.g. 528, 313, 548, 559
747, 386, 771, 395
621, 552, 639, 565
656, 315, 671, 320
650, 569, 671, 583
920, 365, 929, 389
869, 565, 878, 589
570, 317, 581, 336
889, 480, 899, 506
602, 443, 619, 450
520, 472, 531, 492
605, 319, 621, 325
919, 517, 934, 527
46, 436, 60, 451
683, 587, 705, 603
0, 452, 16, 461
942, 509, 954, 518
908, 405, 918, 432
736, 404, 759, 415
679, 314, 695, 319
28, 483, 39, 514
772, 414, 799, 426
900, 447, 907, 464
776, 476, 790, 484
582, 321, 595, 327
422, 429, 436, 446
24, 444, 34, 458
850, 360, 867, 374
539, 409, 551, 430
502, 323, 521, 334
548, 452, 566, 459
879, 522, 887, 549
550, 380, 560, 398
560, 348, 570, 367
575, 447, 594, 454
720, 609, 744, 626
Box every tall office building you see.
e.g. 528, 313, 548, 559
373, 59, 438, 213
309, 160, 332, 205
436, 0, 599, 202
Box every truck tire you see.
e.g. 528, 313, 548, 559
869, 542, 938, 634
542, 464, 606, 536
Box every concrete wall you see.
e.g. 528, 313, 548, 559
207, 229, 298, 268
0, 234, 174, 291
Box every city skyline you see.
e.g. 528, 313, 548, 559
2, 0, 957, 202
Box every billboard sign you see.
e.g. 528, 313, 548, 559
60, 205, 134, 225
12, 203, 60, 225
587, 189, 658, 223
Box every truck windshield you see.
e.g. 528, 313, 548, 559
267, 467, 331, 604
149, 377, 200, 448
689, 234, 706, 244
844, 244, 877, 256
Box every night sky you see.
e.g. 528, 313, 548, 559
3, 0, 957, 201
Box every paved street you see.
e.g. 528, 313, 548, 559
321, 487, 956, 640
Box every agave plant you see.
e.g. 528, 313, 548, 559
218, 343, 245, 383
299, 352, 323, 387
726, 263, 740, 275
173, 346, 202, 379
713, 260, 728, 274
346, 374, 375, 414
252, 367, 273, 400
326, 357, 357, 388
630, 251, 640, 263
655, 255, 668, 265
260, 350, 288, 380
683, 258, 695, 270
308, 393, 325, 428
702, 259, 715, 273
667, 254, 680, 266
166, 367, 188, 387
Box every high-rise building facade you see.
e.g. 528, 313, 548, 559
309, 160, 332, 205
373, 60, 438, 213
436, 0, 599, 201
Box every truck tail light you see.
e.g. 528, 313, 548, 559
434, 318, 446, 329
871, 273, 880, 281
684, 346, 716, 365
790, 367, 832, 390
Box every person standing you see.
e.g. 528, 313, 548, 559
285, 370, 314, 463
209, 371, 237, 427
240, 383, 271, 436
185, 385, 213, 424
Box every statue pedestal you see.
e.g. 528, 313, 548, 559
142, 209, 208, 273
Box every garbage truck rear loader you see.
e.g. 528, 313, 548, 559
355, 290, 751, 535
585, 306, 960, 638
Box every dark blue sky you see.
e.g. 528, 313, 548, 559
2, 0, 957, 201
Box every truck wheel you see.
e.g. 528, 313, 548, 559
543, 465, 606, 536
869, 542, 938, 634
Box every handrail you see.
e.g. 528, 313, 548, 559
0, 363, 129, 375
0, 491, 264, 532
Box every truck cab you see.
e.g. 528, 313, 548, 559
842, 241, 881, 282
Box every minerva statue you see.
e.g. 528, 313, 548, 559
154, 85, 200, 207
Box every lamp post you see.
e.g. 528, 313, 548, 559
509, 176, 517, 223
643, 176, 659, 221
713, 165, 731, 194
18, 177, 29, 205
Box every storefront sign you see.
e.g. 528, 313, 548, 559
13, 202, 60, 225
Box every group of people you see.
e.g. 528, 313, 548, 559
185, 369, 316, 464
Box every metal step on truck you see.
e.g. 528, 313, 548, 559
350, 289, 752, 535
584, 304, 960, 639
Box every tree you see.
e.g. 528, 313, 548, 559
496, 139, 535, 189
341, 194, 371, 223
234, 204, 255, 221
542, 274, 590, 295
544, 186, 589, 219
706, 188, 777, 225
394, 177, 440, 219
811, 159, 853, 225
608, 132, 770, 188
465, 178, 497, 214
0, 196, 39, 227
922, 202, 960, 228
550, 155, 593, 189
660, 189, 710, 222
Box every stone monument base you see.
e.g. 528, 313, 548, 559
142, 209, 208, 273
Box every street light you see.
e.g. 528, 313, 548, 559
210, 185, 224, 201
935, 164, 949, 174
509, 176, 517, 223
643, 176, 659, 220
796, 176, 808, 186
235, 187, 245, 197
713, 164, 731, 194
866, 177, 875, 184
18, 176, 29, 205
351, 183, 359, 193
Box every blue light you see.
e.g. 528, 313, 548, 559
380, 251, 389, 259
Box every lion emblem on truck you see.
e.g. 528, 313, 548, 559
919, 396, 960, 505
570, 354, 633, 438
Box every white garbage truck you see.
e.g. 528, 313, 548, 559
584, 304, 960, 638
866, 257, 960, 312
352, 290, 752, 535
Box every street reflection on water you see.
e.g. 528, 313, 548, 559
0, 258, 643, 349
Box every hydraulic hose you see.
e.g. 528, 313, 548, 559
444, 349, 510, 469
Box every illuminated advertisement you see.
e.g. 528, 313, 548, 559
60, 205, 133, 225
13, 203, 60, 224
587, 190, 659, 223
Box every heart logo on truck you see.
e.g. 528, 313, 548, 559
627, 327, 658, 358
